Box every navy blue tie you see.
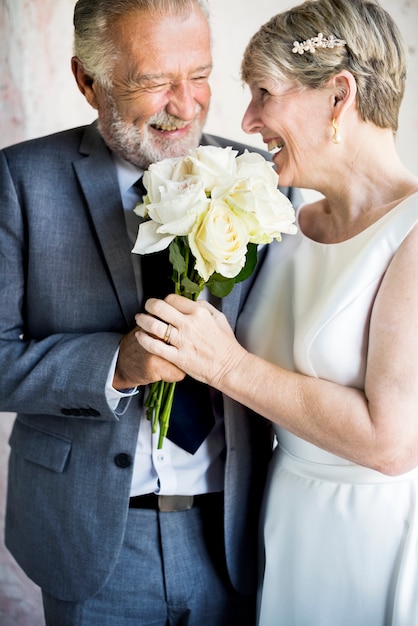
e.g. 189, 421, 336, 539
138, 183, 215, 454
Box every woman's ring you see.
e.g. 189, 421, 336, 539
163, 323, 173, 345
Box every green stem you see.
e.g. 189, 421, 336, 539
157, 381, 176, 449
147, 237, 206, 448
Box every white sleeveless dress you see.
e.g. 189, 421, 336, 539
237, 194, 418, 626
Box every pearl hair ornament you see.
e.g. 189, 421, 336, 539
292, 32, 347, 55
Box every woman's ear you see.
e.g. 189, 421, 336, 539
331, 70, 357, 120
71, 57, 99, 110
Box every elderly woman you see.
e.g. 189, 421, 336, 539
135, 0, 418, 623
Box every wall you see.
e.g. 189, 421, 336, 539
0, 1, 417, 623
1, 0, 417, 170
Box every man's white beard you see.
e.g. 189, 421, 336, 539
98, 93, 206, 169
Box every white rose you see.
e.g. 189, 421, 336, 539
186, 145, 239, 192
136, 158, 191, 216
132, 178, 208, 254
216, 150, 297, 243
236, 149, 279, 187
188, 198, 250, 282
132, 145, 296, 264
247, 185, 297, 242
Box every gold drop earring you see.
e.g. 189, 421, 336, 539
332, 118, 341, 144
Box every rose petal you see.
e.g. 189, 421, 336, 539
131, 220, 174, 254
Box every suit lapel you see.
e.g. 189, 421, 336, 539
221, 244, 268, 330
73, 125, 140, 329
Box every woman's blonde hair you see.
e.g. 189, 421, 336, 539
241, 0, 407, 131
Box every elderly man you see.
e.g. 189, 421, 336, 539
0, 1, 298, 624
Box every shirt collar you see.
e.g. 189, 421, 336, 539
113, 153, 143, 196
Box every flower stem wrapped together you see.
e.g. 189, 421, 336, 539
146, 379, 176, 449
144, 238, 204, 448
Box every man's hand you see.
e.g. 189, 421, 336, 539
113, 325, 185, 390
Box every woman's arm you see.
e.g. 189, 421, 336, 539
135, 225, 418, 475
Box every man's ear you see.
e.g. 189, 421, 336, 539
71, 57, 99, 110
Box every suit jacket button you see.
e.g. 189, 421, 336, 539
114, 453, 132, 468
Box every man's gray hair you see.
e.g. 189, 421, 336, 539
73, 0, 210, 88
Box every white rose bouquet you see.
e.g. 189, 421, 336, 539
132, 145, 297, 448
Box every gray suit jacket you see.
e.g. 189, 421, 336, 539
0, 123, 293, 601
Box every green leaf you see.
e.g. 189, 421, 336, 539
207, 275, 235, 298
234, 243, 258, 284
181, 276, 203, 297
169, 239, 186, 275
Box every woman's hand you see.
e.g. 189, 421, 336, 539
134, 294, 248, 391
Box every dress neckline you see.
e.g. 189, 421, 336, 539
297, 191, 418, 247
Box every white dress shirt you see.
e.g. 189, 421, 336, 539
105, 155, 225, 497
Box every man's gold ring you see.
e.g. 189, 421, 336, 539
163, 323, 173, 345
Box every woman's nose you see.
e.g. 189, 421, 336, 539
242, 101, 263, 135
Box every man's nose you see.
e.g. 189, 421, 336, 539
166, 81, 197, 120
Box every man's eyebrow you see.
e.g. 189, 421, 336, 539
127, 64, 213, 86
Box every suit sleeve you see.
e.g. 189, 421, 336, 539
0, 149, 124, 420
